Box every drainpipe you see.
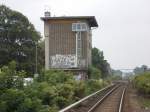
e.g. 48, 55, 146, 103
75, 32, 78, 67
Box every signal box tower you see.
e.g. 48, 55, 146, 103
41, 13, 98, 80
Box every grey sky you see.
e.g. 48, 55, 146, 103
1, 0, 150, 69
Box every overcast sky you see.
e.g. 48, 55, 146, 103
1, 0, 150, 69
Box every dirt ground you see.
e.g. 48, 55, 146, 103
123, 83, 150, 112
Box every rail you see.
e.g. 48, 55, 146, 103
87, 85, 119, 112
118, 87, 126, 112
59, 84, 115, 112
87, 85, 126, 112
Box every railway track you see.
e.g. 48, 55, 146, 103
91, 85, 126, 112
59, 82, 127, 112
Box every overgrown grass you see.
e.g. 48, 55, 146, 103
139, 96, 150, 108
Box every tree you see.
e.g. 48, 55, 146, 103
37, 40, 45, 72
88, 66, 102, 79
92, 47, 104, 68
111, 69, 122, 80
0, 5, 41, 75
92, 47, 111, 78
134, 65, 148, 74
134, 72, 150, 94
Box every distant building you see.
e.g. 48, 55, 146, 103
41, 13, 98, 79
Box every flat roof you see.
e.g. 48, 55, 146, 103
41, 16, 98, 27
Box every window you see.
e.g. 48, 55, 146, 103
77, 24, 81, 30
81, 23, 87, 31
72, 23, 87, 31
72, 23, 76, 31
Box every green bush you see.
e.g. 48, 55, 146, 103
88, 66, 102, 79
134, 72, 150, 94
0, 61, 25, 90
85, 79, 104, 95
0, 61, 108, 112
0, 61, 52, 112
0, 89, 51, 112
74, 81, 86, 100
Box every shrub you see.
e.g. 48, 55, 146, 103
134, 72, 150, 95
85, 79, 104, 95
88, 66, 102, 79
0, 64, 108, 111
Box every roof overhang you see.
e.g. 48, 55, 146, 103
41, 16, 98, 27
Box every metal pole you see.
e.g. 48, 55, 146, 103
35, 42, 37, 74
76, 32, 78, 67
34, 41, 38, 78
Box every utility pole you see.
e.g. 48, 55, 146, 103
35, 42, 37, 74
34, 41, 38, 78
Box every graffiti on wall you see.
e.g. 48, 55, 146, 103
50, 54, 77, 68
